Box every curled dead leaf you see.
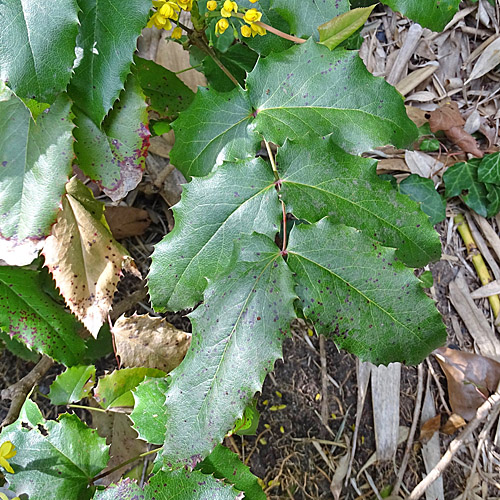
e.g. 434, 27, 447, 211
434, 346, 500, 420
427, 102, 483, 158
105, 206, 151, 240
112, 313, 191, 373
419, 414, 441, 444
441, 413, 466, 435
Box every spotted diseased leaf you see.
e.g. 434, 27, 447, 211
73, 72, 150, 202
0, 84, 74, 265
161, 235, 296, 468
48, 365, 96, 405
130, 377, 170, 445
381, 0, 461, 32
171, 39, 418, 179
270, 0, 349, 40
0, 267, 86, 366
68, 0, 151, 125
94, 470, 240, 500
149, 157, 280, 311
278, 138, 441, 267
42, 178, 134, 337
0, 404, 109, 500
0, 0, 79, 104
112, 314, 191, 373
287, 219, 446, 365
94, 367, 165, 409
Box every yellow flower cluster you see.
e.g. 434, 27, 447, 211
147, 0, 193, 34
207, 0, 266, 38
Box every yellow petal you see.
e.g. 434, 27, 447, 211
0, 457, 14, 474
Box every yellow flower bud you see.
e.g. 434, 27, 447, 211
244, 8, 262, 24
250, 22, 266, 36
171, 26, 182, 39
241, 24, 252, 37
249, 0, 258, 2
207, 0, 217, 10
177, 0, 193, 10
215, 18, 229, 34
221, 0, 237, 17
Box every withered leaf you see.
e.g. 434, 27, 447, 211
441, 413, 466, 435
43, 178, 134, 337
105, 206, 151, 240
428, 102, 483, 158
419, 414, 441, 444
434, 346, 500, 420
112, 313, 191, 373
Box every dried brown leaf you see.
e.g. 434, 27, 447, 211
419, 414, 441, 444
434, 347, 500, 420
428, 102, 483, 158
112, 313, 191, 373
105, 206, 151, 240
43, 178, 131, 337
441, 413, 466, 435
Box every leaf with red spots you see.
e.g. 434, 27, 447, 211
160, 234, 296, 468
0, 404, 109, 500
94, 469, 239, 500
0, 83, 74, 265
0, 266, 86, 366
42, 177, 136, 337
73, 72, 150, 202
286, 219, 446, 365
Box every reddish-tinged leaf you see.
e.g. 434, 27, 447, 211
112, 314, 191, 373
43, 178, 133, 337
434, 346, 500, 420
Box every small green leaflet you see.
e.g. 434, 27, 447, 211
278, 138, 441, 267
68, 0, 151, 125
149, 157, 281, 311
270, 0, 349, 40
48, 365, 96, 405
381, 0, 461, 32
196, 445, 266, 500
73, 72, 150, 202
0, 267, 86, 366
287, 219, 446, 364
94, 368, 165, 409
0, 0, 79, 104
0, 403, 109, 500
0, 84, 74, 265
399, 174, 446, 225
134, 56, 195, 119
171, 39, 418, 179
130, 377, 170, 445
161, 235, 296, 468
94, 470, 239, 500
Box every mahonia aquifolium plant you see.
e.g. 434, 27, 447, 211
0, 0, 461, 497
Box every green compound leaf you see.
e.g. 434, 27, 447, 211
443, 159, 491, 217
73, 72, 150, 202
95, 470, 239, 500
94, 368, 165, 409
1, 406, 109, 500
171, 40, 417, 179
270, 0, 349, 40
48, 365, 96, 405
478, 152, 500, 185
278, 138, 441, 268
0, 267, 86, 366
0, 0, 79, 104
287, 219, 446, 365
399, 174, 446, 225
68, 0, 151, 125
134, 56, 195, 119
161, 235, 296, 468
381, 0, 460, 32
130, 377, 169, 445
0, 84, 74, 265
149, 157, 280, 311
196, 445, 266, 500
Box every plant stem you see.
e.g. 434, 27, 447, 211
233, 13, 306, 44
68, 404, 108, 413
91, 447, 162, 484
264, 139, 279, 182
175, 64, 203, 75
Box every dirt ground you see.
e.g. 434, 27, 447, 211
2, 1, 500, 499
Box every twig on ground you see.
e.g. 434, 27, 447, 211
407, 383, 500, 500
1, 355, 54, 427
393, 363, 425, 496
